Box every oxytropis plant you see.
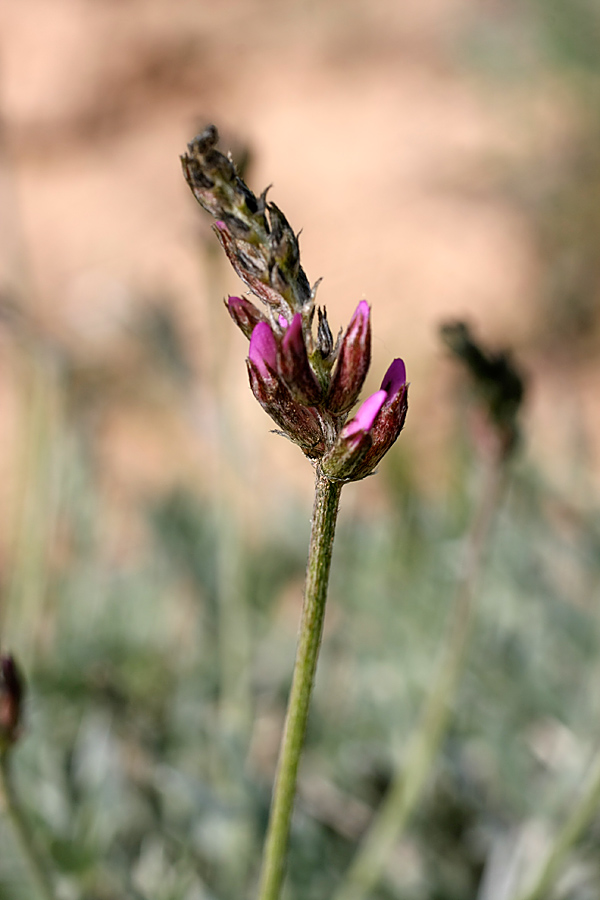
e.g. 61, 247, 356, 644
181, 125, 408, 900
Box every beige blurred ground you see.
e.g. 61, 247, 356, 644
0, 0, 596, 520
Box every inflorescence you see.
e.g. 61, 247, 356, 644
181, 125, 408, 481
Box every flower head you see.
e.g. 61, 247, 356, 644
182, 126, 408, 481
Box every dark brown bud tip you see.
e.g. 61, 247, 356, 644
187, 125, 219, 155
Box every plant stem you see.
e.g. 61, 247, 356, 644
256, 469, 343, 900
0, 750, 56, 900
333, 453, 507, 900
515, 751, 600, 900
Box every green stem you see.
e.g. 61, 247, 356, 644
515, 752, 600, 900
256, 469, 343, 900
0, 750, 56, 900
333, 455, 507, 900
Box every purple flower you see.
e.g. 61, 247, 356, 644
351, 358, 408, 479
249, 322, 278, 377
323, 358, 408, 481
280, 314, 322, 405
380, 358, 406, 398
343, 390, 386, 437
247, 323, 325, 457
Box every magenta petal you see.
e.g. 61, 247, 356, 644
344, 390, 387, 437
380, 358, 406, 400
278, 314, 289, 329
249, 322, 278, 377
355, 299, 370, 321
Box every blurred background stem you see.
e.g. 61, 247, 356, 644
204, 237, 253, 751
257, 470, 342, 900
5, 349, 60, 658
334, 448, 509, 900
515, 749, 600, 900
0, 751, 56, 900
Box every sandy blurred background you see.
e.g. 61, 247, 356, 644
4, 0, 597, 520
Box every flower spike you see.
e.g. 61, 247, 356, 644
182, 126, 408, 480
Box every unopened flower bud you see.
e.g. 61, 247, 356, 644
267, 204, 311, 310
279, 314, 322, 405
182, 127, 312, 314
327, 301, 371, 413
248, 324, 325, 457
215, 220, 285, 309
226, 295, 266, 340
0, 654, 25, 749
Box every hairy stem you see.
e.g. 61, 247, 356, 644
256, 470, 343, 900
333, 453, 507, 900
0, 751, 55, 900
